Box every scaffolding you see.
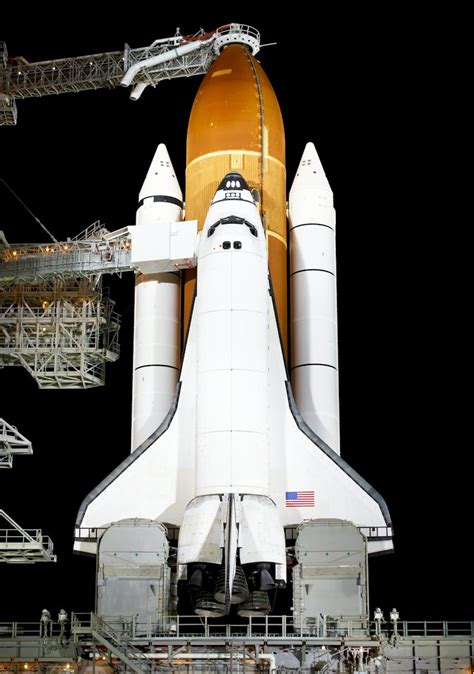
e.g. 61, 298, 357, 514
0, 417, 32, 468
0, 277, 120, 388
0, 221, 132, 283
0, 510, 56, 563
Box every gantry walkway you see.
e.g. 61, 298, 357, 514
0, 613, 472, 672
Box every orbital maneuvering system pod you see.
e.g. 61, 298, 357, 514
75, 41, 392, 620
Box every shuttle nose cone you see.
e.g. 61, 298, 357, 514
217, 172, 249, 192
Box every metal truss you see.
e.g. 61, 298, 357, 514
0, 277, 120, 389
0, 418, 32, 468
0, 510, 56, 563
0, 25, 260, 125
0, 42, 17, 124
0, 221, 133, 284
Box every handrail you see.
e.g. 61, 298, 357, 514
1, 614, 473, 641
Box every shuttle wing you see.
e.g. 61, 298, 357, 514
74, 303, 200, 554
75, 287, 393, 557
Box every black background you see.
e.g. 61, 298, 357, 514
1, 8, 471, 622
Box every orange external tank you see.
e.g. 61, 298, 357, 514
184, 44, 288, 359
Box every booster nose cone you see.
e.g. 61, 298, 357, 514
290, 142, 332, 194
137, 143, 183, 228
217, 172, 249, 192
138, 143, 183, 206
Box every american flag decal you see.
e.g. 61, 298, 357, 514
285, 491, 315, 507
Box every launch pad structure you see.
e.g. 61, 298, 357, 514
0, 612, 473, 673
1, 23, 472, 674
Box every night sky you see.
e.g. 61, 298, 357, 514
1, 8, 470, 623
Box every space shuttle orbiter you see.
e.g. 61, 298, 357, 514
74, 42, 392, 618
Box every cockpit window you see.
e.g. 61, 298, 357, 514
220, 216, 245, 226
207, 216, 258, 238
225, 179, 242, 189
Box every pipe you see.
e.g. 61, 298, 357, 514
143, 653, 244, 659
129, 82, 148, 101
121, 39, 213, 88
138, 652, 276, 671
258, 654, 276, 672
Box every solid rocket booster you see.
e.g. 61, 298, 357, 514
131, 145, 182, 450
289, 143, 340, 453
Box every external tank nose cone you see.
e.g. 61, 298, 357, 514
217, 172, 249, 192
186, 45, 284, 166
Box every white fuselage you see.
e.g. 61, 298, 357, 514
177, 181, 286, 580
196, 189, 269, 496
